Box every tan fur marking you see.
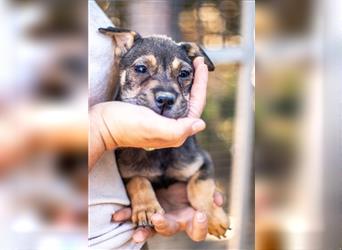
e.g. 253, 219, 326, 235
172, 57, 181, 70
114, 47, 121, 57
120, 70, 126, 85
169, 58, 192, 81
188, 43, 200, 57
187, 172, 230, 237
145, 54, 157, 67
111, 32, 135, 54
133, 54, 157, 70
126, 176, 164, 226
143, 79, 159, 88
122, 33, 134, 49
187, 172, 216, 210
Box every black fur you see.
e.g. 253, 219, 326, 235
115, 137, 214, 188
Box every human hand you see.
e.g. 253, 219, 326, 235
89, 57, 208, 169
112, 182, 224, 243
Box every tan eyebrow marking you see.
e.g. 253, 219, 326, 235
133, 54, 157, 67
145, 55, 157, 67
172, 57, 181, 70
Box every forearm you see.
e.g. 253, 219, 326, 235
88, 105, 117, 170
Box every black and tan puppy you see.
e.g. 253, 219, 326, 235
99, 27, 230, 237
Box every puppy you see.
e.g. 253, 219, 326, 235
99, 27, 230, 238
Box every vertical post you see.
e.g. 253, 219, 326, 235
287, 0, 324, 248
127, 0, 171, 36
323, 0, 342, 249
228, 1, 255, 249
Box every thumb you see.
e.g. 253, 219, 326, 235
186, 211, 208, 242
191, 119, 206, 135
174, 118, 206, 137
163, 118, 205, 147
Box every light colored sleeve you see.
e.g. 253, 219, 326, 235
89, 151, 143, 250
88, 1, 143, 249
89, 0, 116, 107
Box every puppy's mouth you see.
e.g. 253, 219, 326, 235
123, 95, 188, 119
159, 105, 167, 116
154, 105, 172, 118
154, 104, 188, 119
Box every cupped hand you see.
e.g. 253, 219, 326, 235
89, 57, 208, 169
112, 182, 224, 243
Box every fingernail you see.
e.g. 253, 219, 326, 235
151, 213, 164, 225
196, 212, 207, 223
133, 231, 145, 243
215, 192, 224, 206
195, 57, 204, 64
192, 120, 206, 132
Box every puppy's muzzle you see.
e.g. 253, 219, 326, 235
155, 91, 176, 112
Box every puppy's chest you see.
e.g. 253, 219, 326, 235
116, 139, 203, 184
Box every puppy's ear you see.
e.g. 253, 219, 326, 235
179, 42, 215, 71
98, 27, 141, 57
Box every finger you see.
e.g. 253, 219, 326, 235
188, 60, 208, 119
186, 211, 208, 242
132, 227, 154, 243
151, 213, 180, 236
112, 207, 132, 222
214, 191, 224, 207
156, 118, 205, 147
193, 57, 204, 68
174, 118, 206, 138
140, 110, 205, 146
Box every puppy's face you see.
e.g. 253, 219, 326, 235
99, 27, 214, 118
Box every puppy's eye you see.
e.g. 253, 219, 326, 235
134, 65, 147, 74
179, 70, 190, 78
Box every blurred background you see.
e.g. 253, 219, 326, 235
1, 0, 341, 249
0, 0, 87, 249
95, 0, 254, 249
256, 0, 342, 249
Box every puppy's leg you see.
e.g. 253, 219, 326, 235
126, 176, 164, 227
187, 155, 230, 238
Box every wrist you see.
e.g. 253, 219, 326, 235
89, 104, 118, 169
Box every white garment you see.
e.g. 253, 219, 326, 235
88, 1, 143, 249
89, 152, 142, 250
88, 0, 116, 107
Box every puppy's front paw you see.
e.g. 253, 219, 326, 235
207, 206, 230, 238
132, 200, 164, 227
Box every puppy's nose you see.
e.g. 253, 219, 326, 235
155, 91, 176, 108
